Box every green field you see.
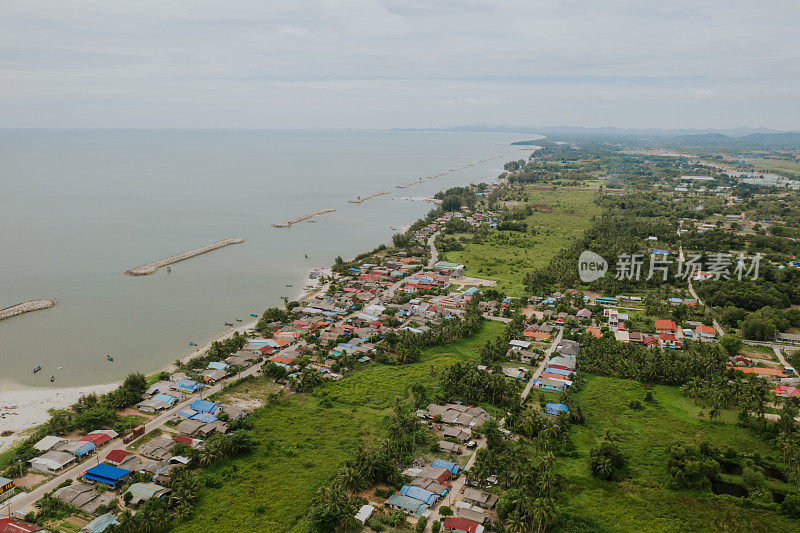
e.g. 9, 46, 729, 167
748, 158, 800, 178
556, 375, 797, 533
171, 320, 502, 532
445, 187, 600, 294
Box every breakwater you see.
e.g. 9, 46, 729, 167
272, 208, 336, 228
348, 191, 389, 204
0, 299, 56, 321
125, 238, 245, 275
396, 178, 425, 189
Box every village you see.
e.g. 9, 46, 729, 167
3, 171, 799, 533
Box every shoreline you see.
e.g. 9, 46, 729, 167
0, 266, 330, 453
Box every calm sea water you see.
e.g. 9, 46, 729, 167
0, 129, 531, 387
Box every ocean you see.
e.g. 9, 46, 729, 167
0, 129, 532, 388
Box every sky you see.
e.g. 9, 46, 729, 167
1, 1, 799, 130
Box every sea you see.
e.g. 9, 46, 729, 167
0, 129, 534, 388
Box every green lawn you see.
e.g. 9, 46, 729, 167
171, 320, 502, 533
445, 187, 600, 294
747, 158, 800, 178
555, 375, 798, 533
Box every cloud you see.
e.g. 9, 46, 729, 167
0, 1, 798, 128
691, 89, 716, 100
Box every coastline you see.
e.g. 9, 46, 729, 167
0, 266, 330, 453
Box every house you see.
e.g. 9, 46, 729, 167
81, 430, 115, 447
416, 466, 452, 484
586, 327, 602, 338
33, 435, 66, 452
82, 464, 132, 488
354, 504, 374, 524
628, 332, 644, 344
659, 333, 682, 349
655, 319, 678, 333
456, 506, 487, 524
80, 513, 120, 533
729, 366, 787, 378
696, 324, 717, 339
534, 377, 567, 392
399, 484, 438, 506
509, 339, 532, 350
105, 449, 135, 467
439, 440, 461, 454
461, 488, 499, 509
774, 386, 800, 398
137, 398, 171, 413
126, 482, 170, 505
614, 330, 630, 343
58, 440, 96, 457
576, 308, 592, 320
442, 517, 484, 533
549, 356, 576, 369
384, 493, 429, 515
643, 335, 658, 347
173, 380, 202, 393
432, 458, 461, 474
524, 331, 551, 342
0, 518, 43, 533
189, 400, 220, 414
29, 451, 75, 473
443, 426, 471, 442
138, 435, 175, 460
545, 402, 569, 416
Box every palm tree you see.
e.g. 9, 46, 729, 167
505, 512, 528, 533
531, 497, 557, 533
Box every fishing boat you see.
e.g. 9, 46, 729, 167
106, 354, 114, 362
166, 267, 172, 273
188, 341, 197, 346
50, 375, 55, 383
249, 313, 258, 317
33, 365, 41, 373
224, 322, 234, 326
286, 284, 293, 287
235, 318, 243, 322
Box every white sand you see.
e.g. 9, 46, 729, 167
0, 381, 117, 452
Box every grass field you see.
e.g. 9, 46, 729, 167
555, 375, 798, 533
171, 320, 503, 533
747, 158, 800, 178
445, 186, 600, 294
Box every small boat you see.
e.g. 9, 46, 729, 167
33, 365, 41, 374
236, 318, 243, 322
50, 375, 55, 383
166, 267, 172, 273
106, 354, 114, 362
286, 284, 293, 287
304, 254, 308, 259
188, 341, 197, 346
224, 322, 234, 327
249, 313, 258, 317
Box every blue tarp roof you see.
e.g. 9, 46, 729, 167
83, 464, 131, 485
175, 380, 202, 392
545, 402, 569, 415
431, 458, 460, 474
189, 400, 219, 413
190, 412, 218, 423
399, 485, 437, 505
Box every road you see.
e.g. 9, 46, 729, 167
678, 231, 725, 337
427, 231, 440, 267
1, 349, 271, 517
424, 327, 563, 530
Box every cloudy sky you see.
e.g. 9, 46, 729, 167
1, 1, 798, 129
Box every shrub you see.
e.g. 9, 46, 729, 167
416, 516, 428, 533
431, 520, 441, 533
628, 399, 642, 410
588, 441, 626, 480
781, 492, 800, 518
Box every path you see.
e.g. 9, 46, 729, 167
427, 231, 440, 267
424, 327, 563, 530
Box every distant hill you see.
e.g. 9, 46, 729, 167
669, 131, 800, 147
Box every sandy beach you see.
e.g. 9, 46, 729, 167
0, 267, 330, 454
0, 381, 118, 452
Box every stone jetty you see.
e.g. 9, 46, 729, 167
348, 191, 389, 204
273, 208, 336, 228
125, 238, 245, 275
0, 299, 56, 321
396, 178, 425, 189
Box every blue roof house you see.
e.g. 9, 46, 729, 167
189, 400, 219, 414
431, 458, 461, 474
83, 464, 132, 488
399, 485, 438, 506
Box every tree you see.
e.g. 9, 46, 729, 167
588, 441, 626, 480
718, 334, 744, 358
438, 506, 453, 517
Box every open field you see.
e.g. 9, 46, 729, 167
555, 375, 797, 533
445, 186, 600, 294
171, 320, 502, 533
747, 158, 800, 178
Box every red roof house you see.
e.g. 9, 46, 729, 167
0, 519, 43, 533
442, 517, 481, 533
80, 433, 112, 446
105, 449, 134, 466
269, 355, 294, 365
655, 319, 677, 333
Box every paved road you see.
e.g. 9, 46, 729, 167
679, 238, 725, 337
0, 357, 269, 517
424, 327, 563, 530
427, 231, 440, 267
